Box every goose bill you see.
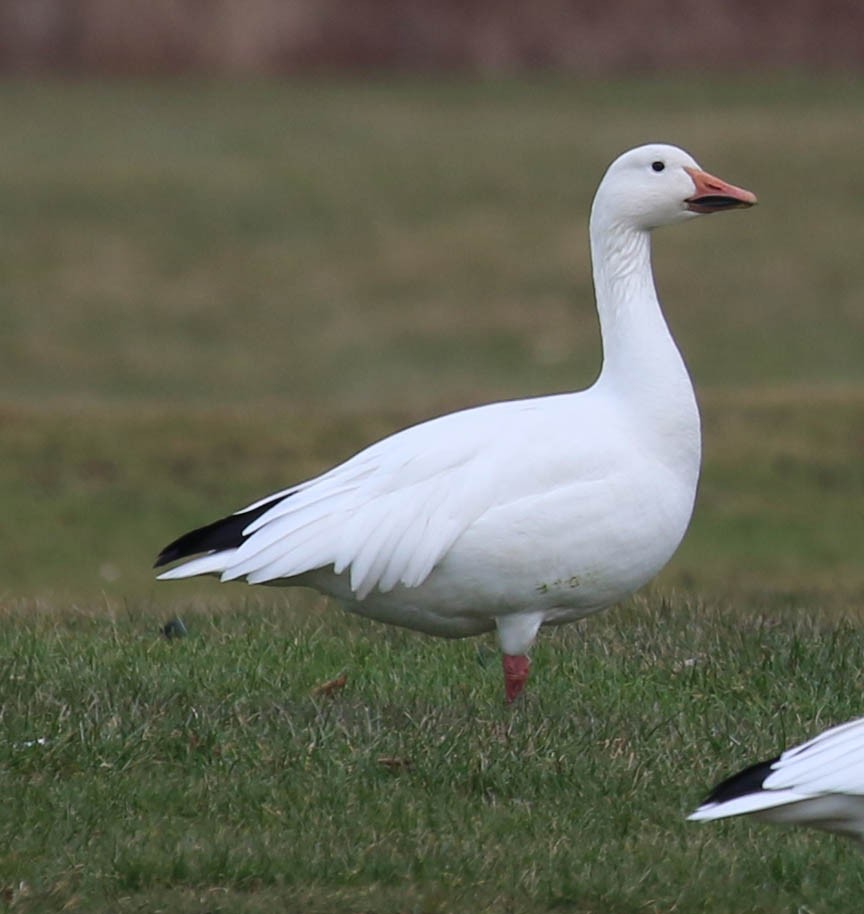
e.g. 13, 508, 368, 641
685, 166, 757, 214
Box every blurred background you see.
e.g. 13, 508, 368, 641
2, 0, 863, 74
1, 0, 863, 602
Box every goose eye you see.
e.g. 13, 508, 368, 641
651, 161, 665, 173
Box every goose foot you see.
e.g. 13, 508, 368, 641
503, 654, 530, 703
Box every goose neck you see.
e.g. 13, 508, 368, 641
590, 217, 680, 386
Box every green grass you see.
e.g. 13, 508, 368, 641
2, 75, 864, 912
4, 599, 864, 913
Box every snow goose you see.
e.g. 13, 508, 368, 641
155, 143, 756, 702
689, 716, 864, 844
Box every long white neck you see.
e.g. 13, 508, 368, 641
588, 208, 701, 467
590, 214, 676, 383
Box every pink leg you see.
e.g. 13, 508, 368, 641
503, 654, 531, 703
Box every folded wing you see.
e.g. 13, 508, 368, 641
156, 398, 570, 598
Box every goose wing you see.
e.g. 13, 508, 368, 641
689, 717, 864, 821
156, 395, 603, 599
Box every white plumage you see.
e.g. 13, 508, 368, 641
155, 143, 756, 701
689, 717, 864, 844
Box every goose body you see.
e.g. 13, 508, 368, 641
689, 717, 864, 844
156, 144, 756, 701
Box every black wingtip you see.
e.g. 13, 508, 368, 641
699, 753, 780, 806
154, 495, 287, 569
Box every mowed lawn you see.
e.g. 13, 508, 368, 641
2, 76, 864, 913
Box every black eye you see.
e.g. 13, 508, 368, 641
651, 161, 665, 173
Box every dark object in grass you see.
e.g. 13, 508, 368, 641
377, 756, 413, 772
161, 617, 188, 640
310, 673, 347, 697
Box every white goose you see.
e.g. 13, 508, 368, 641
155, 144, 756, 702
689, 717, 864, 844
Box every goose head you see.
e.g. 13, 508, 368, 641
591, 143, 757, 232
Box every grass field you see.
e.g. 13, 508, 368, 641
2, 75, 864, 913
